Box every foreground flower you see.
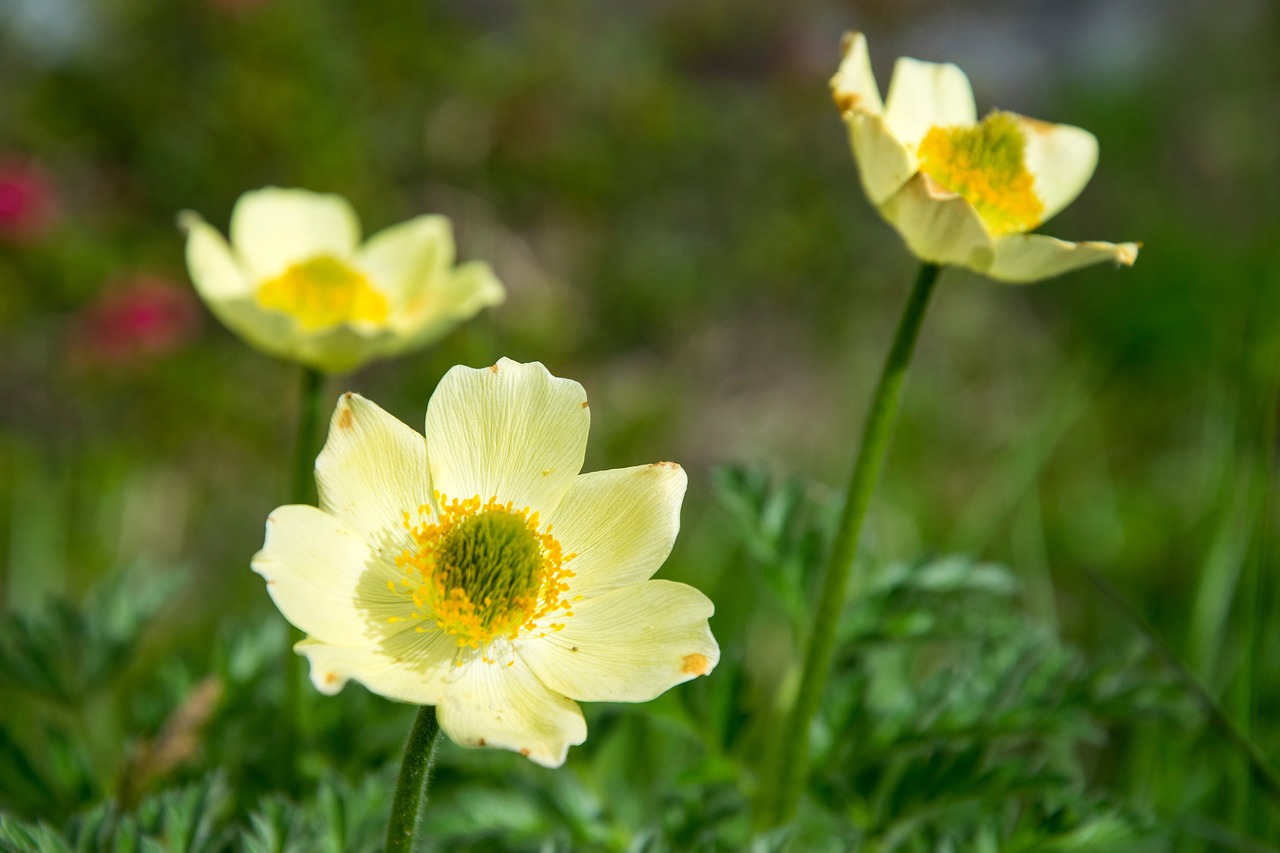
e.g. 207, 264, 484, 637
181, 187, 504, 373
830, 32, 1138, 283
252, 359, 719, 766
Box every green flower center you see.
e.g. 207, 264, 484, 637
435, 511, 543, 629
916, 110, 1044, 236
393, 496, 576, 649
255, 255, 389, 331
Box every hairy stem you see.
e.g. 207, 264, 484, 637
385, 706, 442, 853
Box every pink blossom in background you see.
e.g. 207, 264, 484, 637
73, 277, 200, 367
0, 158, 57, 241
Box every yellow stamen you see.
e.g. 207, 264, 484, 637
256, 255, 389, 330
916, 110, 1043, 236
393, 494, 576, 651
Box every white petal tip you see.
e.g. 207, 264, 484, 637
830, 30, 881, 115
1115, 242, 1140, 266
303, 656, 352, 695
176, 209, 204, 233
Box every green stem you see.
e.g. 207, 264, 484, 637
385, 706, 442, 853
292, 366, 327, 506
284, 366, 326, 778
770, 262, 941, 824
1086, 568, 1280, 803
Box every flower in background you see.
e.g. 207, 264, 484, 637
252, 359, 719, 766
181, 187, 505, 373
830, 32, 1138, 283
0, 158, 57, 242
72, 275, 200, 367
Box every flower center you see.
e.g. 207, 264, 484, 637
393, 495, 575, 650
255, 255, 389, 331
916, 110, 1044, 236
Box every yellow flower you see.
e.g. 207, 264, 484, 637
252, 358, 719, 766
181, 188, 504, 373
831, 32, 1139, 283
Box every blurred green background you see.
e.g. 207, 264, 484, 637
1, 0, 1278, 848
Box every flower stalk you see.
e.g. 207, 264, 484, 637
771, 261, 941, 824
385, 706, 442, 853
283, 365, 326, 772
292, 366, 327, 506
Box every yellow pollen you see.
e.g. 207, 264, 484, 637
393, 494, 576, 651
916, 110, 1043, 236
256, 255, 389, 330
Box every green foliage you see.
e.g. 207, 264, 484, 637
0, 465, 1198, 850
713, 466, 1184, 850
0, 562, 181, 703
0, 563, 187, 819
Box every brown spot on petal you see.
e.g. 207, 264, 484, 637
651, 461, 681, 471
324, 672, 339, 685
478, 738, 486, 747
580, 400, 589, 409
519, 747, 531, 757
489, 363, 499, 373
682, 653, 711, 676
337, 406, 354, 430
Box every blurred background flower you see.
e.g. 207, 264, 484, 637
69, 275, 200, 369
0, 157, 57, 242
182, 187, 504, 373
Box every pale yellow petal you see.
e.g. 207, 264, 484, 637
436, 656, 586, 767
315, 393, 431, 550
424, 359, 589, 515
986, 234, 1139, 284
386, 260, 506, 344
288, 325, 378, 374
1016, 117, 1098, 226
180, 212, 318, 364
879, 172, 995, 268
846, 111, 917, 207
882, 56, 977, 148
520, 580, 717, 703
548, 463, 686, 598
251, 505, 388, 646
198, 295, 296, 359
188, 280, 379, 373
296, 632, 456, 704
180, 212, 252, 300
230, 187, 361, 281
356, 215, 455, 306
830, 31, 883, 115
